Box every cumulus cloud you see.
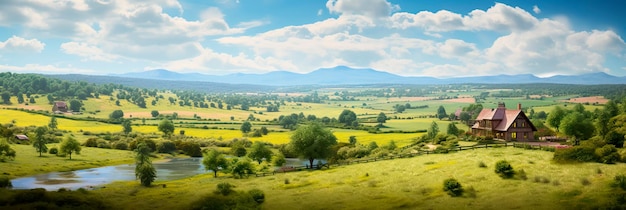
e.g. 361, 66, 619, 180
60, 42, 117, 62
326, 0, 399, 18
0, 36, 45, 53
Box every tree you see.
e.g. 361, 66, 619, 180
338, 110, 357, 126
427, 121, 440, 140
290, 123, 338, 168
109, 110, 124, 121
443, 178, 464, 197
547, 106, 566, 132
231, 142, 247, 157
349, 136, 357, 145
248, 142, 273, 164
33, 126, 48, 157
272, 153, 286, 166
59, 136, 81, 160
494, 160, 514, 178
376, 112, 387, 126
241, 121, 252, 134
536, 111, 547, 119
447, 123, 459, 136
151, 110, 160, 118
437, 105, 447, 120
135, 142, 156, 186
122, 120, 132, 135
0, 92, 10, 104
368, 141, 378, 151
48, 116, 58, 130
604, 131, 625, 148
260, 126, 269, 135
69, 100, 82, 112
203, 149, 228, 177
230, 158, 255, 178
0, 140, 16, 161
387, 140, 397, 150
560, 112, 594, 142
459, 112, 471, 125
158, 119, 175, 136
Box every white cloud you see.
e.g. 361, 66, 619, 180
533, 5, 541, 14
326, 0, 399, 18
60, 42, 118, 62
318, 9, 323, 16
0, 36, 45, 53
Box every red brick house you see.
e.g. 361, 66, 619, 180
52, 101, 68, 113
471, 103, 536, 141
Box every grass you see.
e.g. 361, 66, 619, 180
84, 147, 626, 210
0, 144, 136, 179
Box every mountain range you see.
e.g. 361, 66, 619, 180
112, 66, 625, 86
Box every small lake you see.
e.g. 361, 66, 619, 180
10, 158, 321, 191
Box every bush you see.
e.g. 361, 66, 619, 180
157, 140, 177, 154
113, 141, 128, 150
614, 175, 626, 190
478, 161, 487, 168
553, 146, 597, 163
48, 147, 58, 155
248, 189, 265, 204
494, 160, 515, 178
596, 145, 620, 164
443, 178, 463, 197
83, 138, 99, 147
96, 139, 111, 149
178, 141, 202, 157
215, 182, 235, 196
0, 176, 12, 188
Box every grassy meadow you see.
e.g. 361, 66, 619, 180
89, 147, 626, 210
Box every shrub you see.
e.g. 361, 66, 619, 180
96, 139, 111, 149
516, 169, 528, 180
581, 178, 591, 186
49, 147, 58, 155
614, 175, 626, 190
179, 141, 202, 157
215, 182, 235, 196
553, 146, 597, 163
83, 138, 99, 147
478, 161, 487, 168
595, 145, 620, 164
0, 176, 12, 188
248, 189, 265, 204
157, 140, 177, 154
113, 141, 128, 150
443, 178, 464, 197
494, 160, 515, 178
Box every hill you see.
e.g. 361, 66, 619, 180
113, 66, 626, 86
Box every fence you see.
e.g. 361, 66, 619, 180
254, 142, 558, 177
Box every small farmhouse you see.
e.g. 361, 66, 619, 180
52, 101, 68, 113
471, 103, 536, 141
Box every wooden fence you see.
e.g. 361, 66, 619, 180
255, 142, 557, 177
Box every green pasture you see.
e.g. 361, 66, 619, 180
0, 144, 136, 179
92, 147, 626, 209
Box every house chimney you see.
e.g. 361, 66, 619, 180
498, 102, 506, 109
518, 103, 522, 110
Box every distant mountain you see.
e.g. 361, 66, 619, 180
114, 67, 626, 85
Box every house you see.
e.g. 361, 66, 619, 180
52, 101, 68, 113
15, 134, 29, 141
471, 103, 536, 141
453, 108, 462, 120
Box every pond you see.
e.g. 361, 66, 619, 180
11, 158, 206, 191
10, 157, 322, 191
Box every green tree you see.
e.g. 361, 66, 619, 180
158, 119, 175, 136
230, 158, 255, 178
427, 121, 440, 140
447, 123, 459, 136
240, 121, 252, 134
0, 140, 16, 161
248, 142, 273, 164
231, 142, 247, 157
109, 110, 124, 121
1, 92, 11, 104
437, 105, 447, 120
368, 141, 378, 151
560, 112, 594, 142
260, 126, 269, 135
459, 111, 471, 124
338, 110, 357, 126
202, 149, 228, 177
376, 112, 387, 125
135, 142, 156, 186
547, 106, 566, 132
495, 160, 514, 178
48, 116, 58, 130
443, 178, 464, 197
33, 126, 48, 157
289, 123, 337, 168
122, 120, 132, 135
349, 136, 357, 145
69, 99, 82, 112
17, 93, 24, 104
59, 136, 81, 160
151, 110, 160, 118
387, 140, 397, 150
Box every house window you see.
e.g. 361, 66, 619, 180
523, 133, 527, 139
512, 132, 517, 139
513, 122, 517, 128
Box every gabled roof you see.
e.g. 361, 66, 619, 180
473, 107, 537, 132
15, 134, 29, 140
55, 101, 67, 107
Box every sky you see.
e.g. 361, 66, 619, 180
0, 0, 625, 78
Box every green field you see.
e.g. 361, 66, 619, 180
69, 147, 626, 210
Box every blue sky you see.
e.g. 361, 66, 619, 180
0, 0, 624, 78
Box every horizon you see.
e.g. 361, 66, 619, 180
0, 0, 625, 78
